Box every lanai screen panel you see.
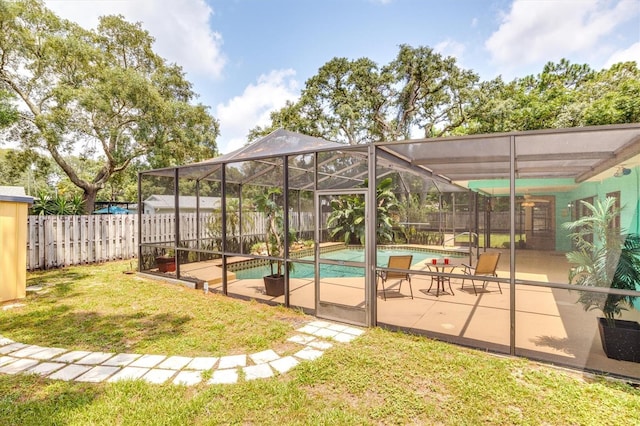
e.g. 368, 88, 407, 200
317, 148, 369, 191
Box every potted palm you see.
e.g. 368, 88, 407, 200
253, 188, 293, 297
564, 197, 640, 362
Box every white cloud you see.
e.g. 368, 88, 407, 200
215, 70, 300, 153
485, 0, 640, 67
45, 0, 225, 78
434, 39, 466, 63
604, 41, 640, 68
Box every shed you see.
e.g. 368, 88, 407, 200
0, 186, 34, 302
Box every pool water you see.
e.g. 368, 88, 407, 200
234, 248, 446, 279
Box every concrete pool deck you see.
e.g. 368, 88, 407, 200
143, 248, 640, 381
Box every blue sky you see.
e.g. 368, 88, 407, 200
45, 0, 640, 154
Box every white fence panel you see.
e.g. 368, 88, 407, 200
26, 211, 317, 270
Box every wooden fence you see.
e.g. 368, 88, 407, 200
26, 212, 316, 270
26, 211, 511, 270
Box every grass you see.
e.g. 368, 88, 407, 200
1, 260, 639, 425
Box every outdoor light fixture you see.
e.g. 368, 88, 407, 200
521, 201, 535, 207
614, 166, 631, 177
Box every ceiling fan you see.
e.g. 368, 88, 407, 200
520, 194, 550, 207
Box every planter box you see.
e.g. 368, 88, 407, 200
156, 257, 176, 273
263, 274, 284, 297
598, 317, 640, 363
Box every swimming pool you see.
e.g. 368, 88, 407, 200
234, 248, 454, 279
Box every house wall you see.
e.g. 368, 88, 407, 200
555, 166, 640, 252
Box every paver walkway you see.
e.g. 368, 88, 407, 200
0, 320, 363, 385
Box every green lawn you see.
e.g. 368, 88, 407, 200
0, 261, 638, 425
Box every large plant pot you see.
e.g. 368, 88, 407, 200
156, 257, 176, 273
263, 274, 285, 297
598, 317, 640, 362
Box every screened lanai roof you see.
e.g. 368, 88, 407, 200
377, 123, 640, 194
142, 124, 640, 194
146, 128, 465, 192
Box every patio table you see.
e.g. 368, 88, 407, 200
426, 260, 457, 296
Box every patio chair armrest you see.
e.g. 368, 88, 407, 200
461, 263, 473, 274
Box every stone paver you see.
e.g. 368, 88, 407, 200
30, 348, 67, 360
249, 349, 279, 365
186, 357, 218, 371
130, 354, 166, 368
157, 356, 192, 370
342, 327, 365, 336
0, 358, 39, 374
0, 356, 17, 367
0, 336, 15, 346
314, 328, 340, 338
27, 362, 66, 376
287, 334, 316, 344
294, 347, 324, 361
48, 364, 92, 381
0, 320, 364, 386
76, 352, 115, 365
102, 353, 141, 367
173, 370, 202, 386
270, 356, 299, 374
209, 369, 238, 385
243, 364, 274, 380
52, 350, 92, 363
218, 354, 246, 369
108, 366, 149, 382
0, 342, 28, 355
142, 369, 176, 384
10, 345, 49, 358
296, 325, 320, 335
307, 340, 333, 350
75, 366, 120, 383
333, 332, 358, 343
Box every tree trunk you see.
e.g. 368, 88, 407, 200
83, 188, 98, 214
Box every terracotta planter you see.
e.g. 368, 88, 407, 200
156, 256, 176, 273
263, 274, 285, 297
598, 318, 640, 362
